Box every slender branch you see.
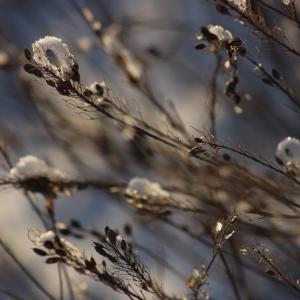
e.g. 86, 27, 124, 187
217, 0, 300, 58
0, 288, 28, 300
219, 252, 242, 300
58, 263, 64, 300
0, 236, 56, 300
256, 0, 300, 28
209, 55, 222, 136
245, 55, 300, 111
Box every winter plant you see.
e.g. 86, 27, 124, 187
1, 1, 300, 299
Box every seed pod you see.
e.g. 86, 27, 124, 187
195, 43, 206, 50
59, 227, 71, 235
262, 78, 273, 86
238, 47, 246, 56
107, 229, 117, 246
216, 4, 231, 15
24, 48, 32, 61
229, 38, 242, 47
71, 70, 80, 82
70, 219, 82, 228
83, 88, 93, 97
272, 69, 281, 80
72, 60, 79, 71
94, 83, 104, 96
46, 257, 61, 264
120, 239, 127, 251
85, 258, 97, 271
56, 84, 70, 96
124, 223, 132, 236
33, 248, 48, 256
33, 68, 43, 78
24, 64, 36, 74
46, 79, 56, 87
55, 249, 67, 257
44, 240, 55, 249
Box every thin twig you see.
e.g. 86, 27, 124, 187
209, 55, 222, 136
0, 236, 56, 300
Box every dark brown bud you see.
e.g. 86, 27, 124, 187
24, 48, 32, 61
24, 64, 36, 74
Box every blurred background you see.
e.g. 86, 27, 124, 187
0, 0, 300, 299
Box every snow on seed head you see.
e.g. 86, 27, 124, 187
9, 155, 66, 181
32, 36, 76, 79
207, 25, 233, 42
276, 137, 300, 169
228, 0, 248, 12
126, 177, 169, 199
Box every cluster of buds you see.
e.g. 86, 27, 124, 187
195, 25, 247, 113
195, 25, 246, 64
23, 36, 110, 110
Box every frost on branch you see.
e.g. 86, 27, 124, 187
276, 137, 300, 173
32, 36, 76, 80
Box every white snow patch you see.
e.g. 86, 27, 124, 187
126, 177, 169, 199
9, 155, 67, 181
32, 36, 75, 79
276, 137, 300, 170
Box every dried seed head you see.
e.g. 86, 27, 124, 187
276, 137, 300, 171
32, 36, 76, 80
228, 0, 248, 12
206, 25, 233, 42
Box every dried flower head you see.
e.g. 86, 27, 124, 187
196, 24, 245, 65
196, 25, 233, 51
